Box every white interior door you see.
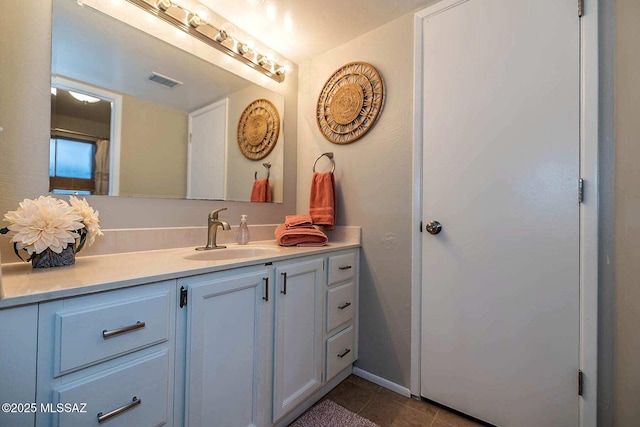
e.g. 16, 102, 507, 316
419, 1, 580, 426
187, 98, 227, 200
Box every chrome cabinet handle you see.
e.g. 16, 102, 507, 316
263, 277, 269, 302
338, 265, 352, 270
281, 272, 287, 295
337, 348, 351, 358
97, 396, 141, 423
102, 321, 146, 339
338, 302, 352, 310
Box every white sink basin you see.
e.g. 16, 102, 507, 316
183, 246, 281, 262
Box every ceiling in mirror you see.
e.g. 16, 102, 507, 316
51, 0, 284, 203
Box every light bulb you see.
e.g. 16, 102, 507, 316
214, 29, 228, 42
220, 23, 237, 40
192, 4, 210, 23
188, 13, 202, 27
156, 0, 171, 11
237, 42, 250, 55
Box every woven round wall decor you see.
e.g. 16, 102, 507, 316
316, 62, 384, 144
237, 98, 280, 160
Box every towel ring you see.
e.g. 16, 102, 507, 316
312, 152, 335, 173
255, 163, 271, 180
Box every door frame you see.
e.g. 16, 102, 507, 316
51, 75, 123, 196
410, 1, 599, 426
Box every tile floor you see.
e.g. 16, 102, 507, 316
317, 375, 487, 427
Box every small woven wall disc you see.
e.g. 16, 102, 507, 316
317, 62, 384, 144
238, 99, 280, 160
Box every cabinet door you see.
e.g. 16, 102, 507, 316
0, 305, 38, 427
273, 258, 324, 422
184, 268, 270, 427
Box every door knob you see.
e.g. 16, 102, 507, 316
425, 220, 442, 235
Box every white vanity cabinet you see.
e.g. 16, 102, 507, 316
177, 252, 356, 427
177, 265, 272, 427
0, 305, 39, 427
35, 280, 176, 427
0, 241, 360, 427
325, 251, 358, 382
272, 257, 325, 423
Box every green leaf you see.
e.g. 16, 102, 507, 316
0, 227, 9, 234
76, 229, 88, 253
13, 243, 27, 263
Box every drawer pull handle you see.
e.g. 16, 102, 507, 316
97, 396, 141, 423
263, 277, 269, 302
338, 302, 352, 310
281, 272, 287, 295
338, 265, 352, 270
102, 321, 146, 339
337, 348, 351, 359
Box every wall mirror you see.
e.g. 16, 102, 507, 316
51, 0, 284, 203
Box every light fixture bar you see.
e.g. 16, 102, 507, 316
126, 0, 285, 82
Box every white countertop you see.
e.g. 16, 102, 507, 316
0, 240, 359, 309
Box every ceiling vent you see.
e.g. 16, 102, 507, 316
148, 72, 183, 88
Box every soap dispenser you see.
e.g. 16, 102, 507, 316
236, 215, 250, 245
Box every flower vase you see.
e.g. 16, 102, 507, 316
31, 245, 76, 268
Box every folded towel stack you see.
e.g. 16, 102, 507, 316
285, 214, 313, 228
251, 178, 272, 203
275, 214, 328, 247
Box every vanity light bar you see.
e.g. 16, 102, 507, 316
126, 0, 286, 83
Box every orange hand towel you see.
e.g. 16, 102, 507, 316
285, 214, 313, 229
250, 178, 272, 202
275, 224, 328, 247
309, 172, 336, 230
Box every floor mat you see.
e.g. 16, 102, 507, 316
289, 399, 379, 427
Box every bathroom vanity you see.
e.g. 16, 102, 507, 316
0, 237, 359, 427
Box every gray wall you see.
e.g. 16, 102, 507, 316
598, 0, 616, 425
0, 0, 298, 258
119, 94, 188, 199
613, 0, 640, 425
297, 13, 418, 387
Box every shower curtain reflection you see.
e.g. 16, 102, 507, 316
94, 139, 110, 195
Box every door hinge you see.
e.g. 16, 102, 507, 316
578, 178, 584, 203
189, 133, 192, 144
578, 369, 584, 396
180, 286, 188, 308
578, 0, 584, 17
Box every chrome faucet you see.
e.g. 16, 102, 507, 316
196, 208, 231, 251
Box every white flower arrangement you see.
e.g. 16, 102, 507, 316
1, 195, 103, 262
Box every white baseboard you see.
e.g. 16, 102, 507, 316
352, 367, 411, 398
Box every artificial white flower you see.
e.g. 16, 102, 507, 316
4, 196, 84, 254
69, 196, 103, 246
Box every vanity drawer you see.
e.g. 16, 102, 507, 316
53, 350, 169, 427
328, 253, 356, 285
54, 290, 171, 376
326, 281, 355, 332
326, 325, 355, 381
